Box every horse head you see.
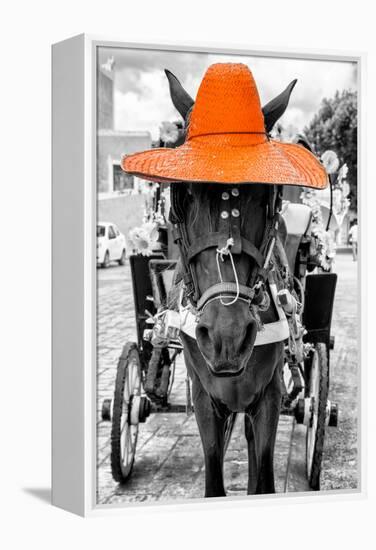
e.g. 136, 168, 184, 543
179, 182, 272, 378
166, 69, 296, 386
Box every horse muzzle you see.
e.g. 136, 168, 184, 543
195, 301, 258, 378
206, 360, 246, 378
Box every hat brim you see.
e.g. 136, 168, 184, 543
122, 137, 328, 189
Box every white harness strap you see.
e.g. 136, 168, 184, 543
179, 281, 289, 346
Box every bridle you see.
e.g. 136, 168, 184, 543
169, 182, 283, 315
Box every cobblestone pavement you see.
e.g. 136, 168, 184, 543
96, 253, 358, 505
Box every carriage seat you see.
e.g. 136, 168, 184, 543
281, 202, 312, 274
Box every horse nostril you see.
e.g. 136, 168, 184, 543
239, 320, 257, 355
196, 324, 210, 344
196, 324, 218, 353
196, 314, 256, 365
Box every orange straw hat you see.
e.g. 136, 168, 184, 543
122, 63, 328, 189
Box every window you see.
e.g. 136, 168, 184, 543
97, 225, 105, 237
113, 164, 134, 192
108, 226, 116, 239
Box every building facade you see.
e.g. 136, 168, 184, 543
97, 62, 152, 237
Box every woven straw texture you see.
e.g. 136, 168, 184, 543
122, 63, 328, 189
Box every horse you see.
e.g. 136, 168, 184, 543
163, 69, 297, 497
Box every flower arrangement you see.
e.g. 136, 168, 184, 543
159, 121, 179, 144
331, 162, 350, 227
300, 188, 336, 270
128, 184, 168, 256
128, 222, 160, 256
321, 150, 340, 175
300, 148, 354, 268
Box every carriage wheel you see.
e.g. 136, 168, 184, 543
305, 343, 329, 490
111, 342, 142, 483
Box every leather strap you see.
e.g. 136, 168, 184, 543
241, 239, 265, 267
187, 233, 264, 267
197, 282, 256, 311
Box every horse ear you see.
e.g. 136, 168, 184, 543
262, 79, 298, 133
165, 69, 194, 121
294, 133, 313, 152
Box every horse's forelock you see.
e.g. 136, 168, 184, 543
184, 184, 269, 244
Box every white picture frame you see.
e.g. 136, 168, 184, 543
52, 34, 365, 516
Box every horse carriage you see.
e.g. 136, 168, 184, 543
101, 63, 339, 496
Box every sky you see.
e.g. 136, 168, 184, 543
98, 47, 357, 141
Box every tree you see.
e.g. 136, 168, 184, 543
304, 90, 357, 210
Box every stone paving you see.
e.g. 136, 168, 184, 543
96, 253, 358, 505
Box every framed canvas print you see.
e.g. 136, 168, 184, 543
52, 35, 364, 516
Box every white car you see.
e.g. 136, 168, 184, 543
97, 222, 127, 267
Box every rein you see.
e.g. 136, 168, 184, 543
169, 183, 283, 315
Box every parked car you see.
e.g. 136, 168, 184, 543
97, 222, 126, 267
